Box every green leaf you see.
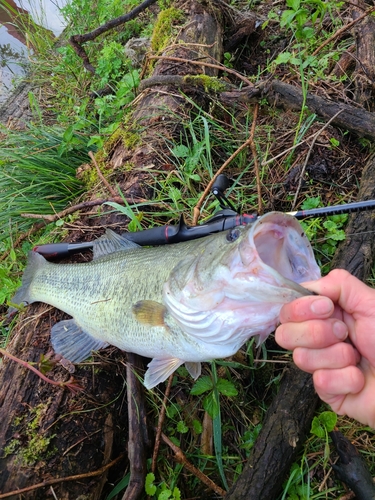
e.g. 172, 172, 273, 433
172, 486, 181, 500
323, 220, 337, 232
176, 420, 189, 434
328, 230, 346, 241
168, 186, 182, 203
190, 375, 213, 395
299, 26, 315, 40
171, 144, 189, 158
203, 392, 220, 419
189, 173, 201, 182
311, 416, 325, 438
145, 472, 157, 496
286, 0, 300, 10
159, 490, 172, 500
274, 52, 292, 65
280, 9, 296, 28
290, 56, 302, 65
216, 378, 238, 397
319, 411, 337, 432
193, 419, 203, 434
301, 196, 321, 210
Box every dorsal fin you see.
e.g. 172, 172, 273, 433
93, 229, 140, 259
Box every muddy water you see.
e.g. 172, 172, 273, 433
0, 0, 65, 103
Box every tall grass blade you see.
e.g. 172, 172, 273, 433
211, 361, 229, 491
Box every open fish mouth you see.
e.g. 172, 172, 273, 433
248, 212, 321, 292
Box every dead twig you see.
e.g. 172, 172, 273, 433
0, 454, 125, 498
261, 130, 323, 167
151, 374, 174, 474
192, 105, 260, 225
312, 5, 375, 56
20, 196, 146, 223
160, 432, 226, 497
291, 110, 343, 209
89, 151, 118, 197
0, 348, 83, 393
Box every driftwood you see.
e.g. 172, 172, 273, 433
139, 76, 375, 142
106, 0, 224, 197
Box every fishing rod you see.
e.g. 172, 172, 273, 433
33, 174, 375, 259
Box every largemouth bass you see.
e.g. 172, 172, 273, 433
11, 212, 320, 389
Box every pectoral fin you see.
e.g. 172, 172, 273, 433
132, 300, 166, 327
144, 357, 184, 389
51, 319, 108, 363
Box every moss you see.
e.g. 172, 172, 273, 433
20, 434, 56, 466
4, 403, 57, 466
77, 119, 141, 190
122, 129, 141, 150
151, 8, 185, 53
103, 121, 141, 154
183, 75, 227, 92
3, 439, 20, 457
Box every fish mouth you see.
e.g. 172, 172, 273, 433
249, 212, 321, 290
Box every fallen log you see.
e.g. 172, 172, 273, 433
269, 80, 375, 141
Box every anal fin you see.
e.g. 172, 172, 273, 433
51, 319, 108, 363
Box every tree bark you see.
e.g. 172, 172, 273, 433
351, 0, 375, 108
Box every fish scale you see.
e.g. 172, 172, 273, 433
11, 212, 321, 389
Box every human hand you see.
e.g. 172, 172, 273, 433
275, 269, 375, 427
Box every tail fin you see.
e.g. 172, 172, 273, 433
8, 251, 47, 314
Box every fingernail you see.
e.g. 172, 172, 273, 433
310, 298, 333, 315
333, 321, 348, 340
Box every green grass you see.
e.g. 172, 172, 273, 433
0, 124, 88, 240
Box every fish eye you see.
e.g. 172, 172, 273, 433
226, 228, 241, 242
